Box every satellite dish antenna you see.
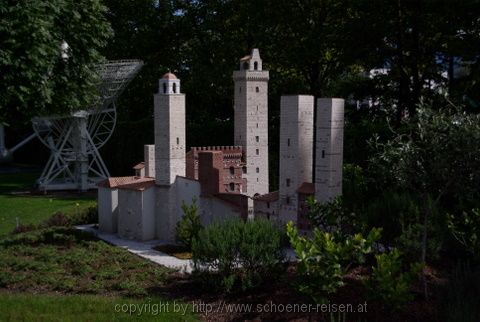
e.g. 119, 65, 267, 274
32, 60, 143, 191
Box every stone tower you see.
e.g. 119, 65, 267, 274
278, 95, 314, 223
314, 98, 344, 203
233, 49, 269, 197
154, 72, 186, 185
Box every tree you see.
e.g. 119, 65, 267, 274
0, 0, 111, 124
176, 198, 202, 250
370, 104, 480, 295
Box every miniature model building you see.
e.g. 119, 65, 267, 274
98, 49, 345, 241
253, 97, 345, 229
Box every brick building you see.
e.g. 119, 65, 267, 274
186, 146, 247, 194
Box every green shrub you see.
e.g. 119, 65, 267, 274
43, 212, 71, 227
287, 221, 381, 303
365, 249, 423, 311
447, 209, 480, 262
176, 198, 202, 250
192, 218, 285, 293
12, 224, 37, 234
305, 196, 364, 237
69, 205, 98, 225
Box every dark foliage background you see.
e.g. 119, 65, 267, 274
3, 0, 480, 191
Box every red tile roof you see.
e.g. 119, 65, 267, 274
97, 176, 155, 191
297, 182, 315, 194
133, 162, 145, 170
117, 178, 155, 191
97, 176, 137, 188
254, 191, 279, 202
162, 72, 177, 80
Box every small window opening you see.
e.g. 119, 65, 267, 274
163, 83, 167, 93
322, 150, 325, 158
176, 137, 179, 145
255, 136, 259, 142
256, 167, 259, 173
286, 196, 291, 204
229, 182, 235, 191
229, 166, 235, 175
256, 87, 259, 93
256, 149, 259, 155
267, 202, 270, 208
254, 61, 258, 70
243, 61, 249, 70
286, 178, 291, 187
173, 82, 177, 93
287, 138, 290, 146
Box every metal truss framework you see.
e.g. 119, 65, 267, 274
33, 60, 143, 191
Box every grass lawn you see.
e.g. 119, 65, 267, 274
0, 227, 198, 321
0, 293, 197, 322
0, 172, 95, 235
0, 170, 198, 321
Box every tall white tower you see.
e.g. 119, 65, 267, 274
278, 95, 314, 222
154, 72, 186, 185
233, 49, 270, 196
315, 98, 344, 203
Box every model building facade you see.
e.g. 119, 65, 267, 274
98, 49, 344, 241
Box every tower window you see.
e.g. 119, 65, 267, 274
173, 82, 177, 93
255, 136, 259, 142
256, 149, 259, 155
267, 202, 270, 208
229, 166, 235, 175
243, 61, 249, 70
322, 150, 325, 158
256, 87, 259, 93
286, 196, 291, 204
256, 123, 258, 128
287, 138, 290, 146
163, 83, 167, 93
242, 166, 247, 174
176, 137, 179, 145
256, 167, 259, 173
254, 61, 258, 70
239, 86, 241, 93
286, 178, 291, 187
229, 182, 235, 191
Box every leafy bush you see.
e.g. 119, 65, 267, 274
365, 249, 423, 311
305, 196, 363, 236
69, 205, 98, 225
12, 224, 36, 234
287, 221, 381, 303
192, 218, 285, 293
176, 198, 202, 250
43, 212, 71, 227
447, 209, 480, 262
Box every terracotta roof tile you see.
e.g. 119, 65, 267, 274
162, 72, 177, 80
97, 176, 137, 188
117, 178, 155, 191
254, 191, 279, 202
97, 176, 155, 190
133, 162, 145, 170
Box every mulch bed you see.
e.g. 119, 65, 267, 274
150, 263, 445, 322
